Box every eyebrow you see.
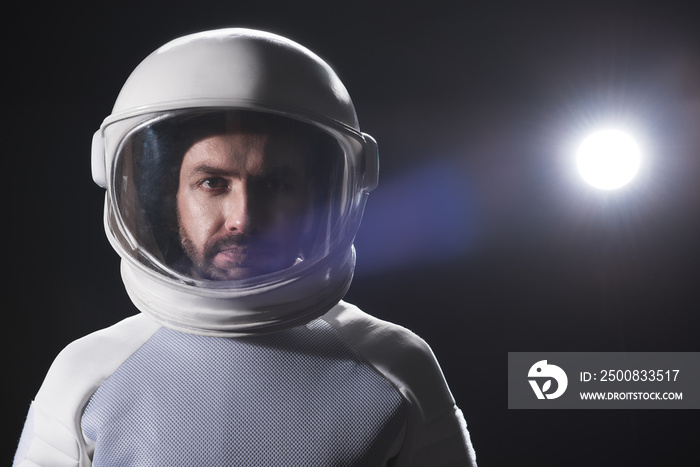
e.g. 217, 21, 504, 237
187, 163, 300, 178
187, 164, 236, 177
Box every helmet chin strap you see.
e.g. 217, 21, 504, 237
119, 247, 356, 337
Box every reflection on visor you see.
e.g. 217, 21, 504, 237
113, 110, 345, 282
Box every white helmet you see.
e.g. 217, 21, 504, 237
91, 28, 378, 336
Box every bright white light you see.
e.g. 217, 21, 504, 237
576, 129, 641, 190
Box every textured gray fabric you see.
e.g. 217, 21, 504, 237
81, 318, 406, 466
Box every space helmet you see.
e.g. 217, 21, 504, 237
91, 28, 378, 336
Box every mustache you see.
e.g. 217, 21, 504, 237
204, 233, 276, 257
213, 233, 252, 249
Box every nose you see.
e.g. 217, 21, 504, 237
223, 185, 257, 234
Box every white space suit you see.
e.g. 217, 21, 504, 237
14, 29, 477, 466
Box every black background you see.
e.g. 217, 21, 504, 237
7, 1, 699, 465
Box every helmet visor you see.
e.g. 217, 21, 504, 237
108, 109, 350, 284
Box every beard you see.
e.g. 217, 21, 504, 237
178, 225, 300, 281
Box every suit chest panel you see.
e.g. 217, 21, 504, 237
81, 319, 406, 466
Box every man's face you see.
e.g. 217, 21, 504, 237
176, 130, 312, 281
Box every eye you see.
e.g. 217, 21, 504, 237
198, 177, 229, 190
265, 177, 287, 190
255, 175, 291, 192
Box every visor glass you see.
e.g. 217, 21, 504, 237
108, 109, 352, 284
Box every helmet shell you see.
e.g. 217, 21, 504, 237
90, 28, 379, 336
109, 28, 360, 130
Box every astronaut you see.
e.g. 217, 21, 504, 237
14, 29, 477, 466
